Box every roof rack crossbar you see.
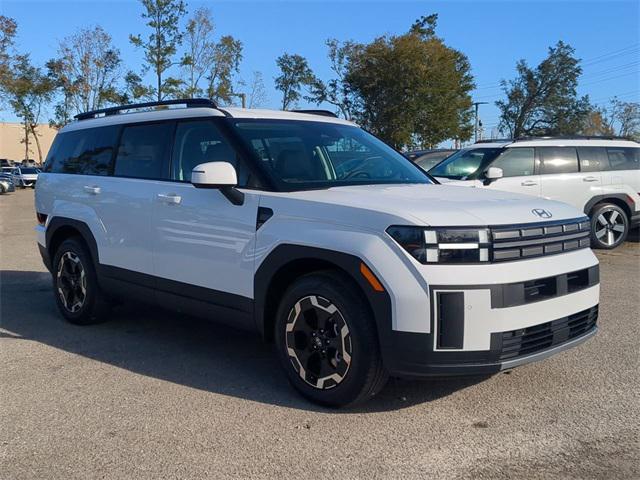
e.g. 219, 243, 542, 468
289, 109, 338, 118
74, 98, 218, 121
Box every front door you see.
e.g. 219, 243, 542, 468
483, 146, 541, 197
151, 119, 259, 324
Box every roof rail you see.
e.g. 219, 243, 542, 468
289, 109, 338, 118
475, 138, 513, 144
513, 135, 632, 142
74, 98, 218, 121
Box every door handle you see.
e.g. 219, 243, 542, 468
83, 185, 101, 195
583, 176, 599, 182
520, 180, 537, 186
157, 193, 182, 205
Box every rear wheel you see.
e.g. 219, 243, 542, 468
590, 203, 629, 249
275, 271, 387, 407
52, 237, 111, 324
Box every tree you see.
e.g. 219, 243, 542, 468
206, 35, 242, 104
47, 26, 122, 127
0, 15, 17, 87
496, 41, 591, 138
306, 39, 357, 119
274, 53, 314, 110
345, 14, 474, 148
585, 99, 640, 140
130, 0, 187, 101
246, 71, 267, 108
2, 54, 54, 162
181, 6, 215, 98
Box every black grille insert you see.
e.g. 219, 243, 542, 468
498, 306, 598, 361
491, 217, 590, 262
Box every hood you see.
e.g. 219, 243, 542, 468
282, 184, 584, 227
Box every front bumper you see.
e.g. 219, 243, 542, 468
386, 305, 598, 377
382, 259, 600, 378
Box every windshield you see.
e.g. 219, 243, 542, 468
429, 148, 502, 180
232, 120, 431, 191
21, 168, 39, 174
415, 151, 455, 171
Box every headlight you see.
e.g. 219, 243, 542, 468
387, 226, 490, 264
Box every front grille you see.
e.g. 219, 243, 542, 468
498, 306, 598, 361
491, 217, 591, 262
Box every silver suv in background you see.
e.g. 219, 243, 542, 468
11, 167, 40, 188
429, 137, 640, 249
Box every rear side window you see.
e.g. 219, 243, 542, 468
114, 123, 173, 179
604, 147, 640, 171
44, 126, 119, 175
490, 147, 535, 177
577, 147, 607, 172
538, 147, 579, 174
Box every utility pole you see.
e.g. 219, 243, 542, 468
231, 92, 247, 109
473, 101, 488, 142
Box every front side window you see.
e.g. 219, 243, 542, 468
490, 147, 535, 177
231, 120, 429, 191
605, 147, 640, 171
538, 147, 579, 175
114, 123, 172, 179
429, 148, 502, 179
171, 120, 253, 186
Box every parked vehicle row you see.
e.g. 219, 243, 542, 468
428, 138, 640, 249
1, 166, 40, 190
35, 99, 599, 407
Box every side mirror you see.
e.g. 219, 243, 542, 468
483, 167, 503, 185
485, 167, 503, 180
191, 161, 244, 205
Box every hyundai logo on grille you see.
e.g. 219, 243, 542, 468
532, 208, 553, 219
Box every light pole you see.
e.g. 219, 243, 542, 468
231, 92, 247, 108
473, 101, 488, 143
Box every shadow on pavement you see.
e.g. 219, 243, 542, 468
0, 269, 487, 413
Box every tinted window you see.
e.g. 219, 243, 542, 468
44, 126, 119, 175
577, 147, 607, 172
605, 147, 640, 171
490, 147, 535, 177
172, 120, 253, 186
114, 123, 172, 179
429, 148, 502, 179
538, 147, 579, 174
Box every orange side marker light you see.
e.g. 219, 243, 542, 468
360, 262, 385, 292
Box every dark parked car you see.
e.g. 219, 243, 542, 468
410, 149, 457, 171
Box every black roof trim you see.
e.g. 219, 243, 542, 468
513, 135, 633, 142
289, 109, 339, 118
74, 98, 220, 121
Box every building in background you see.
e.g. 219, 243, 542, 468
0, 123, 57, 165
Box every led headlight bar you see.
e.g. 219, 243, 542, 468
387, 226, 491, 264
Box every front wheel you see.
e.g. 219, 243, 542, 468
275, 271, 387, 407
590, 203, 629, 249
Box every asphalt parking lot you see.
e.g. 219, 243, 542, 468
1, 189, 639, 479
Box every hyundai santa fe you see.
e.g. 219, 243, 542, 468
35, 99, 599, 406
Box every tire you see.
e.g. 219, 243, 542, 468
274, 271, 388, 407
51, 237, 111, 325
590, 203, 629, 249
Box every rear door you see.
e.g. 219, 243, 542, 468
538, 146, 595, 210
483, 146, 541, 197
96, 121, 174, 278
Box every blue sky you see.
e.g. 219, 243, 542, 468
1, 0, 639, 138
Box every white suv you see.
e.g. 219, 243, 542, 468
35, 100, 600, 406
430, 138, 640, 249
